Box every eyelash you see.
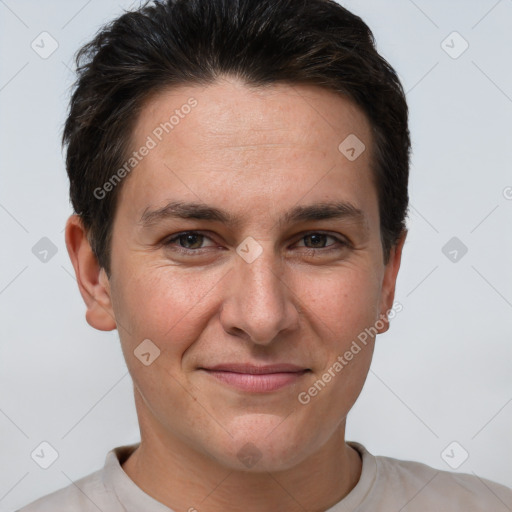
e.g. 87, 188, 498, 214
162, 231, 350, 256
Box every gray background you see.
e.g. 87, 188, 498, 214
1, 0, 511, 509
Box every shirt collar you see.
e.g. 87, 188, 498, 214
102, 443, 174, 512
101, 440, 376, 511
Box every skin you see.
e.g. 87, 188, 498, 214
66, 76, 406, 512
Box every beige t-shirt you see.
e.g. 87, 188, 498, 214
17, 441, 512, 511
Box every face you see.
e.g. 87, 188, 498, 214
77, 77, 404, 472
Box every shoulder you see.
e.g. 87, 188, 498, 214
16, 467, 122, 512
374, 450, 512, 510
16, 444, 139, 511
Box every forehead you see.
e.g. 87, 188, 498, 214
117, 76, 378, 232
135, 77, 371, 156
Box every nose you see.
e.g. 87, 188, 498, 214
219, 245, 300, 345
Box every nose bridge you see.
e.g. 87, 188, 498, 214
221, 240, 298, 344
239, 243, 282, 301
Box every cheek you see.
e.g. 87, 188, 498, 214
295, 263, 381, 342
293, 270, 378, 435
111, 264, 226, 352
110, 267, 217, 413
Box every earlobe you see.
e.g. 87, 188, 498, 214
376, 230, 407, 334
64, 215, 117, 331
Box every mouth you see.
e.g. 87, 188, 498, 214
198, 363, 311, 392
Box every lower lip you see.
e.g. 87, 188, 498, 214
202, 370, 309, 392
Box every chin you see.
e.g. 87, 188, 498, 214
207, 413, 322, 472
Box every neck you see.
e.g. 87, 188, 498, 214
122, 396, 362, 512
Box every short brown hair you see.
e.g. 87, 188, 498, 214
63, 0, 410, 275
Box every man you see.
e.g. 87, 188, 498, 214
18, 0, 512, 510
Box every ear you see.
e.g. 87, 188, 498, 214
65, 215, 117, 331
376, 230, 407, 334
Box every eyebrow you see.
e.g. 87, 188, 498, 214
139, 200, 368, 232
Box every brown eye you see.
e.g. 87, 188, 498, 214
175, 233, 204, 249
303, 233, 330, 248
163, 231, 216, 254
296, 232, 348, 251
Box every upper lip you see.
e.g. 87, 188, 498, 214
200, 363, 309, 374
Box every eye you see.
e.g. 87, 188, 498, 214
294, 232, 349, 254
163, 230, 349, 257
296, 233, 342, 249
163, 231, 216, 254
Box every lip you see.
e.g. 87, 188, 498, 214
199, 363, 310, 392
